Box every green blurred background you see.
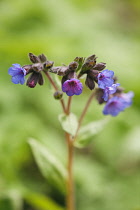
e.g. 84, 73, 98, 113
0, 0, 140, 210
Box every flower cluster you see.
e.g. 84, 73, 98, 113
8, 53, 134, 116
8, 53, 53, 88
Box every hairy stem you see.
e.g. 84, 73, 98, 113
65, 132, 75, 210
74, 91, 95, 140
44, 71, 67, 114
44, 72, 75, 210
67, 96, 72, 115
65, 96, 75, 210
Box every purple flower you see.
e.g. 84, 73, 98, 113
62, 78, 83, 96
8, 64, 26, 84
98, 69, 114, 89
103, 83, 120, 101
103, 92, 134, 116
120, 91, 134, 106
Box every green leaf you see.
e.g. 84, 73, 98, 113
74, 118, 109, 148
28, 139, 67, 193
58, 113, 78, 136
25, 192, 64, 210
0, 198, 14, 210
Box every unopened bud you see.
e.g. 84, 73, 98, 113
93, 62, 106, 71
38, 74, 44, 86
54, 91, 63, 100
29, 53, 40, 63
44, 61, 54, 69
32, 63, 43, 72
80, 55, 97, 74
49, 66, 69, 76
85, 75, 95, 90
26, 72, 40, 88
74, 57, 85, 71
88, 70, 99, 83
69, 61, 78, 71
95, 88, 105, 104
38, 54, 47, 62
86, 54, 97, 62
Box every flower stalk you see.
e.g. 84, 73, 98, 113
65, 132, 75, 210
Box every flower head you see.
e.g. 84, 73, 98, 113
62, 78, 83, 96
8, 64, 26, 84
103, 92, 134, 116
98, 69, 114, 89
103, 83, 120, 101
26, 72, 44, 88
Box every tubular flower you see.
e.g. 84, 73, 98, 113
8, 64, 26, 84
103, 92, 134, 116
103, 83, 120, 101
98, 69, 114, 89
62, 78, 83, 96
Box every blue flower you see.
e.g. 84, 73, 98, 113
103, 83, 120, 101
103, 92, 134, 116
8, 64, 26, 84
62, 78, 83, 96
98, 69, 114, 89
120, 91, 134, 107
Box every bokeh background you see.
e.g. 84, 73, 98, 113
0, 0, 140, 210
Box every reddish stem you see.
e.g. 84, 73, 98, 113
44, 71, 75, 210
44, 71, 67, 114
74, 91, 95, 140
65, 132, 75, 210
66, 96, 72, 115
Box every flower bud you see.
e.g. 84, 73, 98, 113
69, 61, 78, 71
86, 54, 97, 62
88, 70, 99, 83
44, 61, 54, 70
32, 63, 43, 72
54, 91, 63, 100
93, 62, 106, 71
38, 73, 44, 86
38, 54, 47, 62
85, 75, 95, 90
79, 55, 97, 75
95, 88, 105, 104
26, 72, 40, 88
49, 66, 69, 76
74, 57, 85, 71
29, 53, 40, 63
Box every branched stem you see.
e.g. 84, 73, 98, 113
45, 71, 75, 210
45, 71, 94, 210
65, 91, 95, 210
